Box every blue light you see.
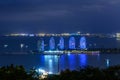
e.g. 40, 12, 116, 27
37, 39, 44, 52
49, 59, 52, 63
67, 52, 71, 56
59, 37, 64, 50
79, 54, 87, 67
48, 59, 53, 73
36, 68, 53, 74
80, 36, 87, 50
48, 72, 53, 74
49, 37, 55, 50
40, 55, 45, 66
44, 55, 54, 74
69, 37, 76, 49
38, 69, 45, 73
68, 54, 76, 70
106, 59, 110, 67
41, 40, 44, 51
29, 34, 34, 37
44, 50, 64, 54
49, 50, 52, 53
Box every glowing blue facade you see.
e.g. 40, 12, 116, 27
49, 37, 55, 50
59, 37, 64, 50
80, 36, 86, 50
41, 40, 44, 51
37, 36, 87, 51
69, 37, 76, 49
37, 39, 44, 52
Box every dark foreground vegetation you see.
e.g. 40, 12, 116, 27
46, 66, 120, 80
0, 64, 120, 80
0, 64, 37, 80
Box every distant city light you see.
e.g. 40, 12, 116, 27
10, 33, 29, 36
29, 34, 34, 37
4, 31, 118, 38
106, 59, 110, 67
37, 33, 45, 37
20, 44, 24, 48
77, 31, 81, 34
116, 33, 120, 38
25, 45, 28, 48
4, 44, 8, 48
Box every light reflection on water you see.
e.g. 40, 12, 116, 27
0, 53, 120, 74
41, 54, 87, 73
43, 55, 58, 73
79, 54, 87, 67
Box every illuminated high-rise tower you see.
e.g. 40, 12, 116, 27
69, 37, 75, 49
80, 36, 86, 50
59, 37, 64, 50
41, 40, 44, 51
37, 39, 44, 52
49, 37, 55, 50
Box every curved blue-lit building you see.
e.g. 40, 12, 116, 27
38, 36, 87, 51
49, 37, 55, 50
37, 39, 44, 52
59, 37, 64, 50
69, 37, 76, 49
80, 36, 86, 50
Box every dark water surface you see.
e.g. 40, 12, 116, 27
0, 53, 120, 74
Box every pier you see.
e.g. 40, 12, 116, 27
42, 50, 100, 55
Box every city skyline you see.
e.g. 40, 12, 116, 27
0, 0, 120, 34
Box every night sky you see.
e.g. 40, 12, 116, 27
0, 0, 120, 34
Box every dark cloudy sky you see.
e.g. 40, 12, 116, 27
0, 0, 120, 34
